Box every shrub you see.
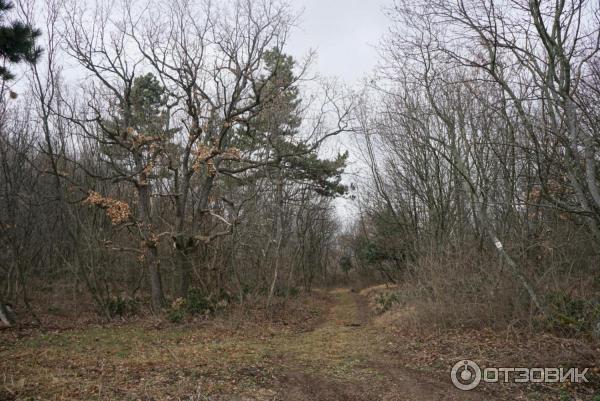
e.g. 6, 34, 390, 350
168, 297, 187, 323
106, 296, 139, 317
168, 289, 229, 323
374, 291, 402, 314
546, 292, 600, 334
274, 286, 300, 298
186, 289, 215, 316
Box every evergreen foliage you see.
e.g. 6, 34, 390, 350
0, 0, 42, 80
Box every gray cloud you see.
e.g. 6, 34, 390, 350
286, 0, 389, 83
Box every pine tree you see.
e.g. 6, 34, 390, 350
94, 73, 175, 311
129, 73, 170, 136
100, 73, 174, 166
245, 47, 348, 197
0, 0, 42, 80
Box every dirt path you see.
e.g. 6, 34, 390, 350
1, 289, 491, 401
257, 288, 484, 401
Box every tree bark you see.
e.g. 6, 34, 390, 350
146, 246, 164, 312
0, 302, 15, 327
174, 237, 193, 299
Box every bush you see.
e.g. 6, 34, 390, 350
546, 292, 600, 334
382, 246, 527, 330
186, 289, 215, 315
274, 286, 300, 298
374, 291, 402, 313
106, 296, 139, 318
168, 297, 186, 323
168, 289, 230, 323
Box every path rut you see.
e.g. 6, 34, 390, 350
257, 288, 487, 401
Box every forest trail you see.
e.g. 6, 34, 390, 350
1, 288, 489, 401
262, 288, 482, 401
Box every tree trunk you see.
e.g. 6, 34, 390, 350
146, 247, 164, 312
0, 302, 15, 327
137, 178, 165, 312
267, 171, 284, 308
267, 238, 282, 308
175, 238, 193, 299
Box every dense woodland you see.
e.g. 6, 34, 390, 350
348, 0, 600, 335
0, 0, 350, 324
0, 0, 599, 340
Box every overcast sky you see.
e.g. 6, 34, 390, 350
284, 0, 391, 221
286, 0, 390, 84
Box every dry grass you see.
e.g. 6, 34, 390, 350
383, 323, 600, 400
0, 293, 331, 401
3, 286, 599, 401
368, 242, 600, 336
0, 289, 474, 401
361, 281, 600, 401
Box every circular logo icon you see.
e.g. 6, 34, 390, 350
451, 360, 481, 391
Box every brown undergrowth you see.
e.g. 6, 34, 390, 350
366, 285, 600, 401
2, 287, 599, 401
